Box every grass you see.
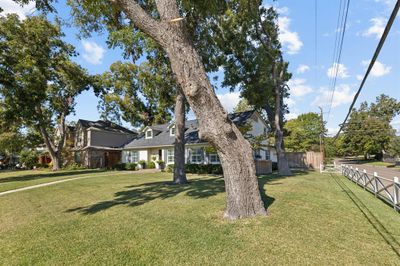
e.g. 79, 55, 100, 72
362, 161, 395, 167
0, 169, 105, 192
0, 170, 399, 265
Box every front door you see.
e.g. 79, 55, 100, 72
158, 149, 162, 160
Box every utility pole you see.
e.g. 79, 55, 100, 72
318, 106, 325, 167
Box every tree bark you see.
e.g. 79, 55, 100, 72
173, 89, 187, 184
36, 107, 66, 171
118, 0, 266, 219
273, 76, 292, 176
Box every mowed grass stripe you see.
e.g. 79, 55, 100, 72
0, 171, 136, 196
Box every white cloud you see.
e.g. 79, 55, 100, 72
81, 40, 105, 65
362, 17, 386, 39
285, 113, 298, 120
312, 84, 355, 108
296, 64, 310, 74
327, 127, 340, 136
217, 92, 241, 113
356, 75, 363, 81
327, 63, 349, 79
0, 0, 35, 19
284, 98, 296, 108
278, 16, 303, 55
391, 116, 400, 133
361, 60, 391, 77
287, 78, 313, 97
375, 0, 396, 8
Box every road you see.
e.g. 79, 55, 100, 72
336, 158, 400, 180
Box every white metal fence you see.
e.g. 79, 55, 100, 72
340, 164, 399, 211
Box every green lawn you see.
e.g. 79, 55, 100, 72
362, 161, 395, 167
0, 169, 105, 192
0, 171, 399, 265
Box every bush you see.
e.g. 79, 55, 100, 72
147, 161, 156, 169
138, 160, 146, 168
114, 163, 126, 170
165, 164, 223, 175
19, 150, 38, 169
125, 163, 137, 170
185, 164, 223, 175
166, 164, 174, 173
64, 163, 85, 170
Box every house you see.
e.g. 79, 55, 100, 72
73, 119, 137, 168
122, 110, 275, 170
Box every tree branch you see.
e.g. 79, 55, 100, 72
113, 0, 167, 45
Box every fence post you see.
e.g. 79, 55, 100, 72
394, 177, 399, 211
363, 169, 367, 190
320, 163, 323, 173
355, 168, 359, 184
350, 166, 353, 181
374, 172, 378, 197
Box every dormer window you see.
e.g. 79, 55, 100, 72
170, 126, 175, 136
146, 129, 152, 139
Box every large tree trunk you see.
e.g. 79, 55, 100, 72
263, 102, 292, 176
274, 86, 292, 176
36, 108, 66, 171
173, 89, 187, 184
118, 0, 266, 219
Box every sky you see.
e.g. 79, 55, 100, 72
1, 0, 400, 134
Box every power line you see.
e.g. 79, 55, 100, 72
326, 0, 351, 121
334, 0, 400, 140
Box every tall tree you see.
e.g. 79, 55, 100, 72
0, 15, 91, 170
215, 4, 292, 175
342, 95, 399, 160
65, 0, 266, 219
284, 113, 325, 152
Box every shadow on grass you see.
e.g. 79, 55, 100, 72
67, 171, 306, 216
0, 170, 104, 183
330, 173, 400, 258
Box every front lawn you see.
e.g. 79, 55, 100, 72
1, 171, 399, 265
0, 169, 104, 192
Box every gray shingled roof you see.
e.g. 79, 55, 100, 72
124, 110, 257, 149
78, 119, 137, 135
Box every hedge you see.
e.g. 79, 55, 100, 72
166, 164, 223, 175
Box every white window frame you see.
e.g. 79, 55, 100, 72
145, 129, 152, 139
167, 149, 174, 164
170, 126, 175, 136
209, 153, 220, 164
131, 151, 139, 163
265, 150, 270, 160
190, 148, 203, 164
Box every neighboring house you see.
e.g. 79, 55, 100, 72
74, 119, 137, 168
122, 110, 275, 169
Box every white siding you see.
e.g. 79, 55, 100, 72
139, 150, 148, 161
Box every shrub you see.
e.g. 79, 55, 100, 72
138, 160, 146, 168
125, 163, 137, 170
165, 164, 223, 174
185, 164, 223, 175
64, 163, 85, 170
19, 150, 38, 169
166, 164, 174, 173
147, 161, 156, 169
114, 163, 126, 170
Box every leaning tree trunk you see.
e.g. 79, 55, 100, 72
37, 126, 62, 171
118, 0, 266, 219
173, 89, 187, 184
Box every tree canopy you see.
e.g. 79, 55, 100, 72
0, 14, 92, 170
284, 112, 325, 152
